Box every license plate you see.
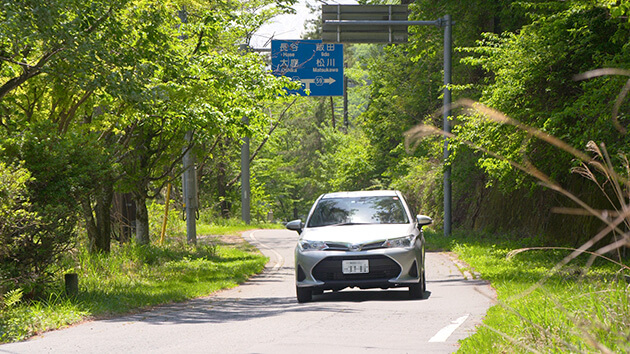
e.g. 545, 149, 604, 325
342, 260, 369, 274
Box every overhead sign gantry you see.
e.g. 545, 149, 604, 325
322, 4, 410, 43
321, 4, 454, 237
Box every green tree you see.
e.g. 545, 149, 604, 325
0, 0, 175, 251
459, 3, 629, 188
1, 0, 298, 254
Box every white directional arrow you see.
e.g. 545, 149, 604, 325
300, 77, 337, 91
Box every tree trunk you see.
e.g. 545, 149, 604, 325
216, 140, 231, 218
81, 197, 99, 253
217, 166, 230, 218
134, 193, 150, 245
81, 183, 114, 253
113, 193, 136, 243
330, 96, 336, 129
94, 183, 113, 252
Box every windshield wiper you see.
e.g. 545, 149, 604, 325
329, 222, 370, 226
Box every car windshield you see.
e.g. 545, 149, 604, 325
307, 196, 409, 227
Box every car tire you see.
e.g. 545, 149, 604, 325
421, 268, 427, 293
408, 283, 423, 299
296, 286, 312, 303
409, 270, 426, 299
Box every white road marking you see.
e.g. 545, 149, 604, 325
249, 230, 285, 272
428, 314, 470, 343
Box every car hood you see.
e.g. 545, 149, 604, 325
300, 224, 417, 244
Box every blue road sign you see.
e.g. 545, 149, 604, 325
271, 40, 344, 96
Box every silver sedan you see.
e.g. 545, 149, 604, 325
286, 190, 433, 303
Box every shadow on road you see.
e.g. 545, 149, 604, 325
105, 294, 353, 326
101, 242, 491, 329
430, 278, 490, 286
312, 289, 432, 303
239, 266, 292, 284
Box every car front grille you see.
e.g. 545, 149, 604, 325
312, 255, 401, 282
324, 241, 385, 251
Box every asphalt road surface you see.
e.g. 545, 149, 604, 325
0, 229, 496, 354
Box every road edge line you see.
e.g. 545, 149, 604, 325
247, 230, 285, 272
428, 314, 470, 343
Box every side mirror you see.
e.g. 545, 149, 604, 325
416, 215, 433, 227
286, 219, 304, 233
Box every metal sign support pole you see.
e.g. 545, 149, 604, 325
343, 69, 349, 133
442, 15, 452, 237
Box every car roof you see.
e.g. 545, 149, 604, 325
320, 190, 401, 199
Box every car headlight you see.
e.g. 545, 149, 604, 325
299, 239, 328, 251
383, 235, 414, 248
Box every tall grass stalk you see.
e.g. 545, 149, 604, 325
409, 68, 630, 352
425, 231, 630, 353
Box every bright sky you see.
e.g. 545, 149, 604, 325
251, 0, 359, 49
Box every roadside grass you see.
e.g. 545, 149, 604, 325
426, 230, 630, 353
197, 219, 283, 238
0, 220, 271, 343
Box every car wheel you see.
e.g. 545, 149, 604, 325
408, 283, 423, 299
410, 269, 426, 299
421, 268, 427, 293
296, 286, 312, 303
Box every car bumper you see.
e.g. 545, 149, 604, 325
295, 246, 423, 290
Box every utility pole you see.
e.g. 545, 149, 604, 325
237, 44, 273, 224
178, 6, 197, 244
237, 43, 268, 225
182, 131, 197, 244
241, 116, 251, 224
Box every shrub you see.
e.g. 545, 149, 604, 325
0, 161, 74, 298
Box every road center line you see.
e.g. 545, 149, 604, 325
249, 230, 284, 272
428, 314, 470, 343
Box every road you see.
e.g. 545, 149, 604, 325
0, 229, 495, 354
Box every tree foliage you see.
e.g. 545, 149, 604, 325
0, 0, 297, 293
459, 2, 630, 189
1, 0, 629, 295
